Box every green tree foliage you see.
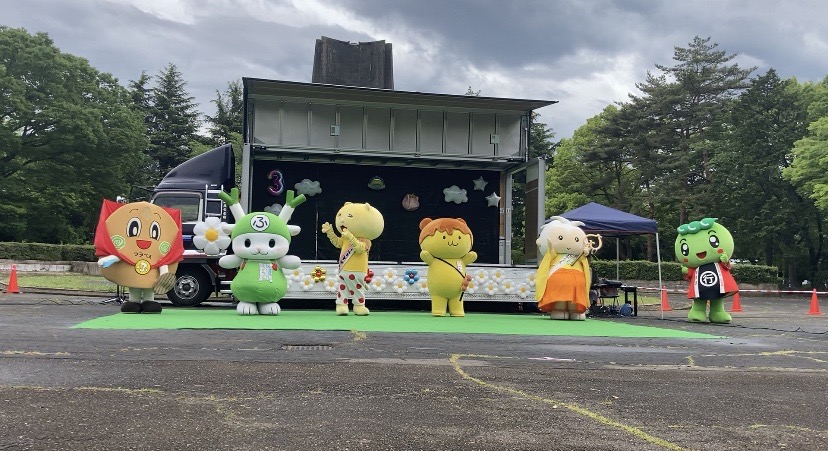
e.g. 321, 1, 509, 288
128, 70, 153, 121
205, 80, 243, 146
550, 105, 643, 212
0, 27, 147, 243
713, 70, 819, 284
547, 107, 656, 261
146, 63, 200, 181
545, 139, 590, 216
631, 36, 755, 223
784, 118, 828, 210
191, 80, 244, 186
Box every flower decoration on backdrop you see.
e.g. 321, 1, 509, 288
324, 279, 337, 293
382, 268, 399, 284
404, 269, 420, 284
289, 268, 305, 282
369, 277, 386, 292
299, 275, 315, 291
517, 283, 531, 299
392, 279, 407, 294
464, 280, 477, 295
501, 279, 515, 294
311, 265, 327, 282
192, 217, 231, 256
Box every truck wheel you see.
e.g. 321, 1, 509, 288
167, 268, 211, 307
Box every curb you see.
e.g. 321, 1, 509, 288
0, 281, 113, 297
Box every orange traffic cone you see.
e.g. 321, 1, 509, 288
660, 287, 672, 311
730, 292, 743, 312
5, 265, 20, 293
807, 289, 822, 315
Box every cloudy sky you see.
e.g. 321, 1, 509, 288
4, 0, 828, 139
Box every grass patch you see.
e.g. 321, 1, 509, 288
638, 295, 661, 305
75, 309, 720, 338
2, 271, 116, 292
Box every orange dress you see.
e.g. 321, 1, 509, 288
537, 268, 588, 313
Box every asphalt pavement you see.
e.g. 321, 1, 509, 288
0, 291, 826, 451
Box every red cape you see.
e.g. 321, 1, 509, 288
93, 199, 184, 267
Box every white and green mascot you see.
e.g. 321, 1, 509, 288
218, 188, 306, 315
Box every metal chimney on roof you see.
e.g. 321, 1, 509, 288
312, 36, 394, 89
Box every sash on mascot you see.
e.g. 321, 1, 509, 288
338, 245, 355, 271
547, 253, 581, 278
435, 257, 471, 301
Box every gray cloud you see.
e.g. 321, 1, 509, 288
3, 0, 828, 139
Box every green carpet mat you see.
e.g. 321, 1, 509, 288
73, 309, 718, 338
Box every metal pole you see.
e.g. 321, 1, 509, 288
656, 232, 663, 319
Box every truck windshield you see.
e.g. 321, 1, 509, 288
153, 194, 202, 222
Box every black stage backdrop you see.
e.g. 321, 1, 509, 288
251, 160, 502, 263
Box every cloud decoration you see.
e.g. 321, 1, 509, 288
264, 203, 283, 215
294, 179, 322, 197
486, 192, 501, 207
443, 185, 468, 204
473, 176, 488, 191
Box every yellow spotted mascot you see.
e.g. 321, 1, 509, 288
322, 202, 384, 316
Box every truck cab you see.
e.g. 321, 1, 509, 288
150, 144, 236, 306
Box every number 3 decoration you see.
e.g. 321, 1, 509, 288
268, 169, 285, 196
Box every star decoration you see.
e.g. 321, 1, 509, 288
473, 176, 488, 191
486, 192, 501, 207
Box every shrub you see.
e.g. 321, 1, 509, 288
61, 244, 97, 262
0, 242, 95, 262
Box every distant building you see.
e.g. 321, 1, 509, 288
312, 36, 394, 89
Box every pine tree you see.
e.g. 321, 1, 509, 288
147, 63, 200, 180
205, 80, 243, 146
633, 36, 755, 223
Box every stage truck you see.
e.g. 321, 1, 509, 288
151, 78, 555, 306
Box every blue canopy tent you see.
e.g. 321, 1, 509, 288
558, 202, 663, 289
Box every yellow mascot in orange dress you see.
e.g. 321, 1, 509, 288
535, 216, 591, 321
